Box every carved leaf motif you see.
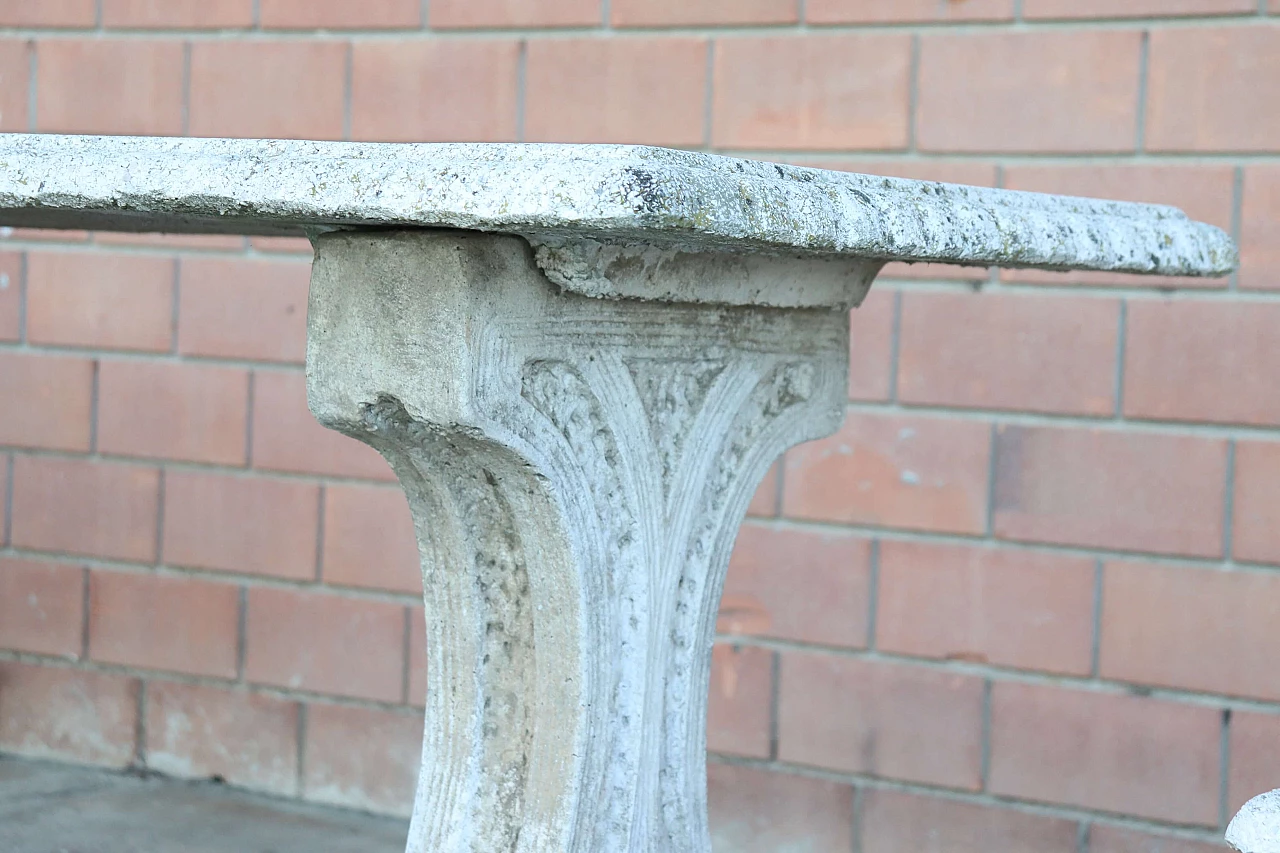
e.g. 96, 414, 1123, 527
625, 358, 726, 495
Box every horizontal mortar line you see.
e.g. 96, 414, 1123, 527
0, 247, 1262, 303
0, 648, 422, 715
0, 236, 305, 260
707, 752, 1233, 842
7, 504, 1279, 594
11, 533, 1280, 703
0, 254, 1264, 305
711, 632, 1280, 714
1, 149, 1278, 169
743, 514, 1280, 578
5, 439, 1278, 569
875, 278, 1266, 299
0, 252, 1263, 305
0, 546, 422, 605
0, 445, 396, 488
0, 340, 306, 370
0, 444, 397, 485
842, 398, 1280, 440
0, 14, 1276, 39
0, 234, 1258, 295
716, 148, 1280, 164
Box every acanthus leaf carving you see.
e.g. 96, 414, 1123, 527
306, 229, 850, 853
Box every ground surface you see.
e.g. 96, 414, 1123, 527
0, 757, 408, 853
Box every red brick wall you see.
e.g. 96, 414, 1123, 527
0, 1, 1276, 849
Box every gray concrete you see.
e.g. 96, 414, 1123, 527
1228, 790, 1280, 853
0, 134, 1236, 284
0, 756, 408, 853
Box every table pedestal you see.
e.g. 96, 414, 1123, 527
306, 230, 868, 852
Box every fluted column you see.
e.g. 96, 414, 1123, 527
306, 230, 875, 852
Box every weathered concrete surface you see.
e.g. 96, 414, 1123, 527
1228, 790, 1280, 853
308, 231, 849, 852
0, 135, 1237, 295
0, 756, 408, 853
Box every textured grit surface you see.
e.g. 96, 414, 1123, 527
0, 134, 1237, 279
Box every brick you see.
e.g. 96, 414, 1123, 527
1007, 165, 1235, 232
94, 232, 245, 251
429, 0, 600, 28
1002, 165, 1236, 289
26, 250, 174, 351
0, 0, 95, 27
0, 557, 84, 657
259, 0, 420, 28
1, 454, 8, 546
898, 292, 1119, 415
0, 251, 18, 339
877, 542, 1094, 675
245, 587, 404, 702
1241, 166, 1280, 291
1229, 711, 1280, 816
251, 370, 394, 481
177, 256, 309, 363
525, 38, 708, 147
612, 0, 796, 26
721, 523, 870, 648
808, 0, 1014, 22
706, 643, 771, 759
0, 662, 138, 767
0, 227, 90, 243
11, 456, 159, 562
783, 413, 991, 536
1147, 27, 1280, 153
90, 571, 240, 678
189, 41, 347, 140
1236, 441, 1280, 564
1125, 301, 1280, 427
918, 31, 1142, 153
1090, 825, 1227, 853
1028, 0, 1252, 16
713, 34, 912, 151
988, 683, 1220, 824
992, 426, 1226, 558
778, 651, 984, 789
163, 471, 320, 581
321, 483, 419, 594
102, 0, 255, 27
862, 789, 1079, 853
879, 261, 990, 283
1100, 561, 1280, 701
407, 607, 426, 707
249, 235, 313, 255
351, 40, 519, 143
304, 703, 421, 817
848, 290, 895, 402
37, 39, 184, 135
146, 682, 299, 796
0, 352, 94, 451
744, 461, 779, 518
0, 39, 29, 132
707, 763, 854, 853
98, 361, 248, 465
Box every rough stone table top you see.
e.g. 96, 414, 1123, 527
0, 134, 1236, 279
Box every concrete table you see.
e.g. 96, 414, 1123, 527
0, 135, 1237, 853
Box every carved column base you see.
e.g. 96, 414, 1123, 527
306, 230, 871, 853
